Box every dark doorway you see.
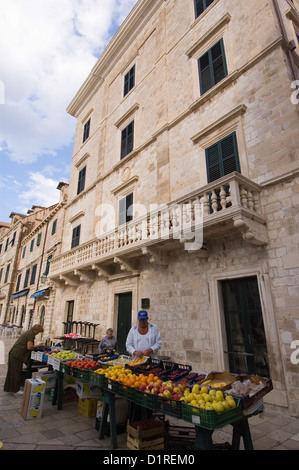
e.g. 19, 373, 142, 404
66, 300, 74, 334
222, 276, 270, 377
117, 293, 132, 354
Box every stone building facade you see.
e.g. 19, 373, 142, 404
0, 184, 68, 339
1, 0, 299, 415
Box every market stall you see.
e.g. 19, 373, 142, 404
29, 347, 273, 450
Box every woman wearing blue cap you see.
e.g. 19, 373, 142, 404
125, 310, 162, 358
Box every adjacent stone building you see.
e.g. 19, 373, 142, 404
0, 184, 68, 339
1, 0, 299, 415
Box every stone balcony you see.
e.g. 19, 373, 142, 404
49, 172, 268, 286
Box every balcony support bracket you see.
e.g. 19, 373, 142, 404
114, 256, 135, 272
141, 247, 168, 266
74, 269, 95, 283
234, 216, 268, 246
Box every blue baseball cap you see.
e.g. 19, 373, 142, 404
138, 310, 148, 320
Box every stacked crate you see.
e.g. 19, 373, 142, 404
127, 420, 164, 450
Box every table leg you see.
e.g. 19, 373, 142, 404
98, 391, 117, 449
195, 426, 214, 450
232, 417, 254, 450
52, 371, 64, 410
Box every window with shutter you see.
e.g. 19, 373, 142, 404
77, 166, 86, 195
124, 65, 135, 97
206, 132, 240, 183
83, 119, 90, 143
24, 269, 30, 288
30, 264, 37, 285
71, 225, 81, 249
198, 39, 227, 95
194, 0, 215, 18
121, 121, 134, 159
119, 193, 133, 226
16, 274, 22, 292
37, 233, 42, 246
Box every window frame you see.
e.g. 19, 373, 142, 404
124, 65, 135, 97
198, 38, 228, 95
194, 0, 215, 19
30, 264, 37, 285
118, 193, 134, 226
205, 132, 241, 183
77, 166, 86, 195
83, 118, 91, 143
121, 120, 134, 160
71, 225, 81, 249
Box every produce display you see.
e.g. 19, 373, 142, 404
49, 350, 77, 360
127, 357, 148, 366
65, 358, 99, 369
181, 384, 237, 413
64, 333, 81, 339
35, 345, 271, 429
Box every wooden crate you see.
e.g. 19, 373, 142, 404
126, 420, 164, 439
127, 434, 164, 450
127, 420, 164, 450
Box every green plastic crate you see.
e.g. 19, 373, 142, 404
181, 399, 242, 430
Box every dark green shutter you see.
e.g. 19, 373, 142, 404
206, 132, 240, 183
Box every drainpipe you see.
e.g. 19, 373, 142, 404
272, 0, 299, 81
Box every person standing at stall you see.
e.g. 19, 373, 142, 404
98, 328, 118, 354
126, 310, 162, 358
4, 324, 44, 394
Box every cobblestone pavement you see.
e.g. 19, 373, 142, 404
1, 335, 299, 451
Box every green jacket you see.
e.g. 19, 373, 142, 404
9, 328, 35, 364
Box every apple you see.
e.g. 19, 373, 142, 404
173, 387, 180, 394
139, 384, 146, 391
163, 390, 172, 399
147, 384, 154, 391
151, 388, 159, 394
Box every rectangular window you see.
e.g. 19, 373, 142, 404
121, 121, 134, 159
71, 225, 81, 249
83, 119, 91, 143
77, 166, 86, 195
5, 238, 9, 251
206, 132, 240, 183
4, 264, 10, 283
30, 264, 37, 285
52, 219, 57, 235
37, 233, 42, 246
22, 246, 26, 258
16, 274, 22, 292
24, 269, 30, 288
194, 0, 215, 18
198, 39, 227, 95
0, 267, 3, 284
124, 65, 135, 97
30, 239, 35, 252
0, 243, 2, 254
119, 193, 133, 226
44, 255, 53, 277
11, 231, 16, 247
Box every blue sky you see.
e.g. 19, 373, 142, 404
0, 0, 138, 223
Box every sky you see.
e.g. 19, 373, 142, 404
0, 0, 138, 223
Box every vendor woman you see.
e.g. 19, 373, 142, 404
98, 328, 118, 354
4, 324, 44, 394
126, 310, 162, 358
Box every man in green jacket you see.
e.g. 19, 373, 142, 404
4, 324, 44, 394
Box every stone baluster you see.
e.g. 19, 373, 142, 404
201, 193, 210, 217
220, 186, 227, 210
247, 188, 254, 211
253, 192, 261, 213
211, 190, 219, 213
240, 185, 248, 208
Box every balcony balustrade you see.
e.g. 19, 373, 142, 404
49, 172, 267, 284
